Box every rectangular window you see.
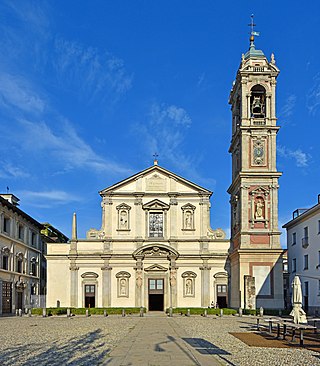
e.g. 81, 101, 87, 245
302, 227, 309, 247
304, 282, 309, 297
292, 232, 296, 245
3, 217, 10, 234
85, 285, 95, 294
149, 212, 163, 237
17, 260, 22, 273
304, 255, 309, 270
31, 232, 37, 246
2, 256, 9, 270
318, 280, 320, 296
318, 220, 320, 234
149, 279, 156, 290
18, 225, 24, 240
292, 258, 296, 272
217, 285, 227, 293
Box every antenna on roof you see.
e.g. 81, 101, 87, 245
6, 186, 9, 193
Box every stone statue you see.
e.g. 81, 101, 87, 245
185, 211, 192, 229
120, 278, 127, 295
185, 278, 192, 295
120, 210, 128, 229
255, 199, 264, 220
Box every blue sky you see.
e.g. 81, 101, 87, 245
0, 1, 319, 246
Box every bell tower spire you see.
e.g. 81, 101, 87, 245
228, 19, 284, 310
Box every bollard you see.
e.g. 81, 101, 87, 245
260, 307, 264, 317
86, 309, 89, 317
187, 309, 190, 317
204, 309, 207, 317
140, 307, 144, 317
104, 309, 108, 317
122, 309, 125, 317
42, 308, 46, 317
15, 309, 19, 316
67, 308, 71, 317
239, 307, 243, 317
169, 307, 173, 317
19, 309, 22, 317
279, 309, 282, 317
28, 309, 32, 317
220, 308, 223, 317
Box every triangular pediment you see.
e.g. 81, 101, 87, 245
142, 199, 169, 211
144, 264, 168, 272
99, 165, 212, 196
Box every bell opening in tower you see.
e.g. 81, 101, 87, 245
250, 85, 266, 118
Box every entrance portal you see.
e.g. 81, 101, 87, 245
84, 284, 95, 308
2, 282, 12, 313
148, 279, 164, 311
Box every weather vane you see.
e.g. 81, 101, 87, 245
248, 14, 260, 40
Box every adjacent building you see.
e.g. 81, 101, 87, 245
283, 195, 320, 314
0, 194, 42, 315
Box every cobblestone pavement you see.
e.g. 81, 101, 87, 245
0, 315, 320, 366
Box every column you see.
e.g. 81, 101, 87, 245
101, 263, 112, 307
69, 261, 79, 307
200, 259, 211, 307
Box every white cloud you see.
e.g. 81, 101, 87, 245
18, 118, 132, 175
279, 94, 296, 119
0, 73, 45, 114
53, 39, 133, 103
307, 72, 320, 115
278, 145, 310, 167
18, 190, 81, 208
0, 162, 30, 179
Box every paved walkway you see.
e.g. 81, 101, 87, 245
106, 314, 223, 366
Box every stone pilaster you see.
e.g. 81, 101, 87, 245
169, 195, 178, 239
200, 258, 211, 307
169, 255, 178, 308
134, 195, 143, 239
101, 261, 112, 307
69, 260, 79, 307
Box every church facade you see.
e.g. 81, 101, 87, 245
46, 163, 230, 310
46, 34, 284, 311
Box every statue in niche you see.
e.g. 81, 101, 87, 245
255, 199, 264, 220
120, 210, 128, 229
185, 211, 193, 229
185, 278, 192, 295
120, 278, 127, 295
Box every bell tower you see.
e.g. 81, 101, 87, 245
228, 19, 284, 309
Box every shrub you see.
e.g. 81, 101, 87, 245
165, 307, 237, 316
